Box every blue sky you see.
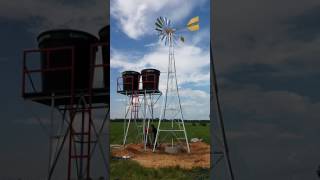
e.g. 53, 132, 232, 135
110, 0, 211, 120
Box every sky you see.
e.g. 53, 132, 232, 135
109, 0, 211, 120
0, 0, 319, 179
212, 0, 320, 179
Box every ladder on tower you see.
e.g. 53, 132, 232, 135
123, 92, 143, 146
68, 99, 93, 179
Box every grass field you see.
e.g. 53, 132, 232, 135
110, 121, 210, 180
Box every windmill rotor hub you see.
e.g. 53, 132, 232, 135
165, 28, 174, 34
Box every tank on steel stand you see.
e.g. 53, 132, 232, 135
117, 69, 162, 151
22, 26, 110, 180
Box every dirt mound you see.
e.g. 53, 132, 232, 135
111, 142, 210, 169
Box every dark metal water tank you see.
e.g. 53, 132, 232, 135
99, 26, 110, 90
141, 69, 160, 91
37, 29, 99, 93
122, 71, 140, 92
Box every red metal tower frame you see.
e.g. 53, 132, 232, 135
22, 42, 109, 179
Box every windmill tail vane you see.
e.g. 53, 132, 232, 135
187, 16, 200, 31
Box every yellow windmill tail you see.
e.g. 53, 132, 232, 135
187, 16, 200, 31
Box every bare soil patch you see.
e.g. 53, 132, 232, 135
111, 142, 210, 169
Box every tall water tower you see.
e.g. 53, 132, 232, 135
22, 26, 109, 179
117, 68, 162, 151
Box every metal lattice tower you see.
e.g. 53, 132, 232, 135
152, 16, 199, 153
152, 35, 190, 152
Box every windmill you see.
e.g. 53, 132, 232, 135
152, 16, 200, 153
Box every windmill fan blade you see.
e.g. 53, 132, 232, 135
156, 19, 163, 28
160, 17, 165, 26
155, 26, 163, 33
155, 27, 162, 32
165, 17, 170, 26
155, 22, 162, 29
156, 18, 163, 30
161, 34, 166, 41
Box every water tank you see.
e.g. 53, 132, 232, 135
141, 69, 160, 91
99, 26, 109, 90
37, 29, 99, 93
122, 71, 140, 92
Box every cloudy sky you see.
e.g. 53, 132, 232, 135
212, 0, 320, 179
110, 0, 210, 120
0, 0, 319, 179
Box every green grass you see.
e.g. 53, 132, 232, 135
110, 159, 209, 180
110, 121, 210, 180
110, 121, 210, 145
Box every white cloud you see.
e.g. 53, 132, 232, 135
179, 88, 210, 119
111, 43, 210, 86
180, 88, 209, 99
111, 0, 206, 39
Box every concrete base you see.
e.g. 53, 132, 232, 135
164, 145, 179, 154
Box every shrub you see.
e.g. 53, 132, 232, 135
199, 122, 207, 126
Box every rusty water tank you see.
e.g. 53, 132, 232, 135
141, 69, 160, 91
37, 29, 99, 93
99, 25, 109, 90
122, 71, 140, 92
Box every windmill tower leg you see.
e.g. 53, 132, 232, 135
143, 90, 152, 151
122, 90, 144, 147
123, 94, 133, 147
153, 34, 190, 153
142, 90, 161, 151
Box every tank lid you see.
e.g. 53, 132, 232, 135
122, 71, 140, 76
141, 68, 160, 74
37, 29, 98, 43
